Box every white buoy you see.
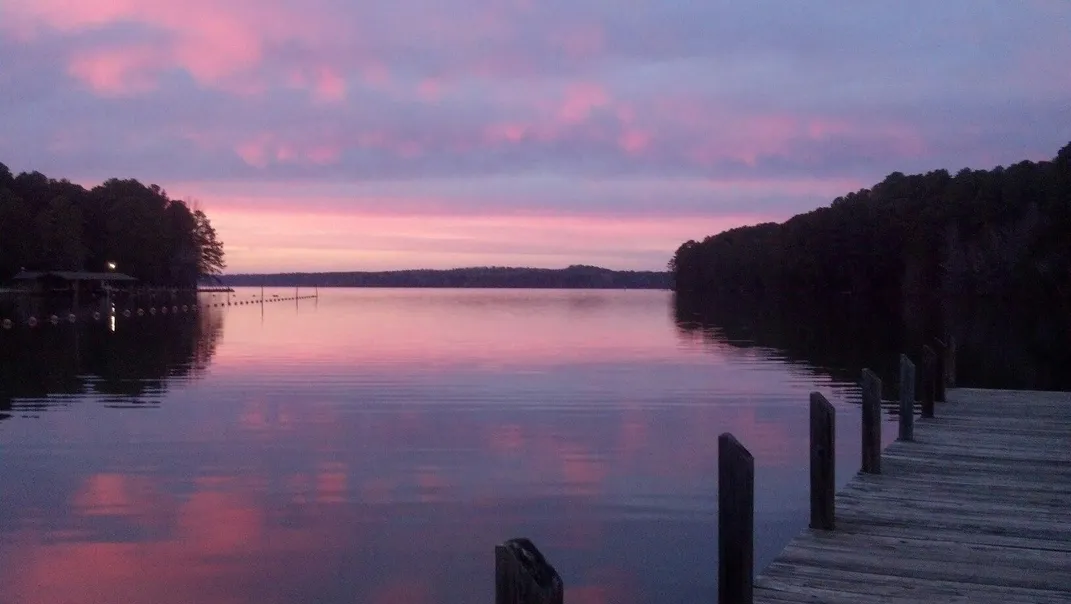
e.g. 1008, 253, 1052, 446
68, 313, 76, 323
92, 312, 101, 321
172, 306, 178, 313
2, 318, 12, 330
150, 307, 157, 315
50, 315, 59, 325
161, 306, 168, 314
182, 305, 188, 312
123, 309, 132, 317
28, 317, 38, 327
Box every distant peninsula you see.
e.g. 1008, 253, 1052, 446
218, 265, 670, 289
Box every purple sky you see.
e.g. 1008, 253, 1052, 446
2, 0, 1069, 271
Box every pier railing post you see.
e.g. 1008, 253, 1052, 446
809, 393, 835, 531
861, 369, 882, 474
718, 433, 754, 604
945, 335, 957, 388
921, 345, 936, 418
899, 355, 916, 441
495, 538, 563, 604
933, 339, 947, 403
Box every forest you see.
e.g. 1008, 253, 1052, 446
671, 142, 1071, 389
222, 265, 670, 289
0, 162, 225, 286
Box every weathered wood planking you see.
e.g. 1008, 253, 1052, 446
753, 388, 1071, 604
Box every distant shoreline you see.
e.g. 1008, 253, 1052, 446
214, 265, 671, 289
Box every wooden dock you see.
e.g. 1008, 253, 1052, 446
754, 387, 1071, 604
489, 344, 1071, 604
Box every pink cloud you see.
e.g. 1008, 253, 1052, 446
417, 78, 443, 102
67, 46, 161, 95
618, 130, 651, 155
7, 0, 326, 92
312, 67, 347, 103
559, 83, 610, 123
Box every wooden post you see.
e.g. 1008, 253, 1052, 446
861, 369, 882, 474
809, 392, 835, 531
921, 345, 936, 418
933, 339, 947, 403
899, 355, 915, 441
945, 335, 957, 387
718, 433, 754, 604
495, 538, 563, 604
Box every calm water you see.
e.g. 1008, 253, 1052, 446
0, 288, 888, 604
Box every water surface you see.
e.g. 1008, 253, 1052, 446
0, 288, 881, 604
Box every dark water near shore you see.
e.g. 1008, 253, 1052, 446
0, 288, 891, 604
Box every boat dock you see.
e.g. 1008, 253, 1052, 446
489, 343, 1071, 604
753, 387, 1071, 604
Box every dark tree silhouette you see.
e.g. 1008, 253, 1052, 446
0, 164, 225, 286
671, 142, 1071, 390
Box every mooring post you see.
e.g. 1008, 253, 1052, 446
861, 369, 882, 474
494, 538, 563, 604
718, 433, 754, 604
933, 339, 947, 403
899, 355, 916, 441
945, 335, 957, 387
920, 345, 936, 418
809, 392, 835, 531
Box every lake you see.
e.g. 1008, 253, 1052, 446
0, 288, 888, 604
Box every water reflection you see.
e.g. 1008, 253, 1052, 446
0, 307, 222, 414
1, 289, 867, 604
673, 290, 1071, 392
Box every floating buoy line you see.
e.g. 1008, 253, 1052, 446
1, 294, 319, 330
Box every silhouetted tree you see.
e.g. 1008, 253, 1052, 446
671, 141, 1071, 389
0, 165, 225, 286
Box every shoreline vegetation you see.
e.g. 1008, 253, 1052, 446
671, 141, 1071, 390
220, 265, 670, 289
0, 162, 225, 287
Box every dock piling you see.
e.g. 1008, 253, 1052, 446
494, 538, 563, 604
921, 345, 936, 418
809, 392, 835, 531
718, 432, 754, 604
899, 354, 916, 441
861, 369, 882, 474
933, 338, 947, 403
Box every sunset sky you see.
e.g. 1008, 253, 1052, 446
2, 1, 1070, 272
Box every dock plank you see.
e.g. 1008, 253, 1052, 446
753, 388, 1071, 604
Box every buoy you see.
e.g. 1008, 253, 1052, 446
92, 312, 101, 321
28, 317, 38, 327
150, 307, 157, 315
182, 305, 188, 312
50, 315, 59, 325
2, 318, 12, 330
123, 309, 132, 317
68, 313, 77, 323
172, 306, 178, 313
137, 308, 145, 316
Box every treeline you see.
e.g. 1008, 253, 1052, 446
222, 265, 670, 289
671, 142, 1071, 388
0, 162, 225, 286
673, 143, 1071, 319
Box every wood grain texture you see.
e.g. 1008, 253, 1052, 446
753, 388, 1071, 604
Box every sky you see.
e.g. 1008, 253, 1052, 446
1, 1, 1070, 272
